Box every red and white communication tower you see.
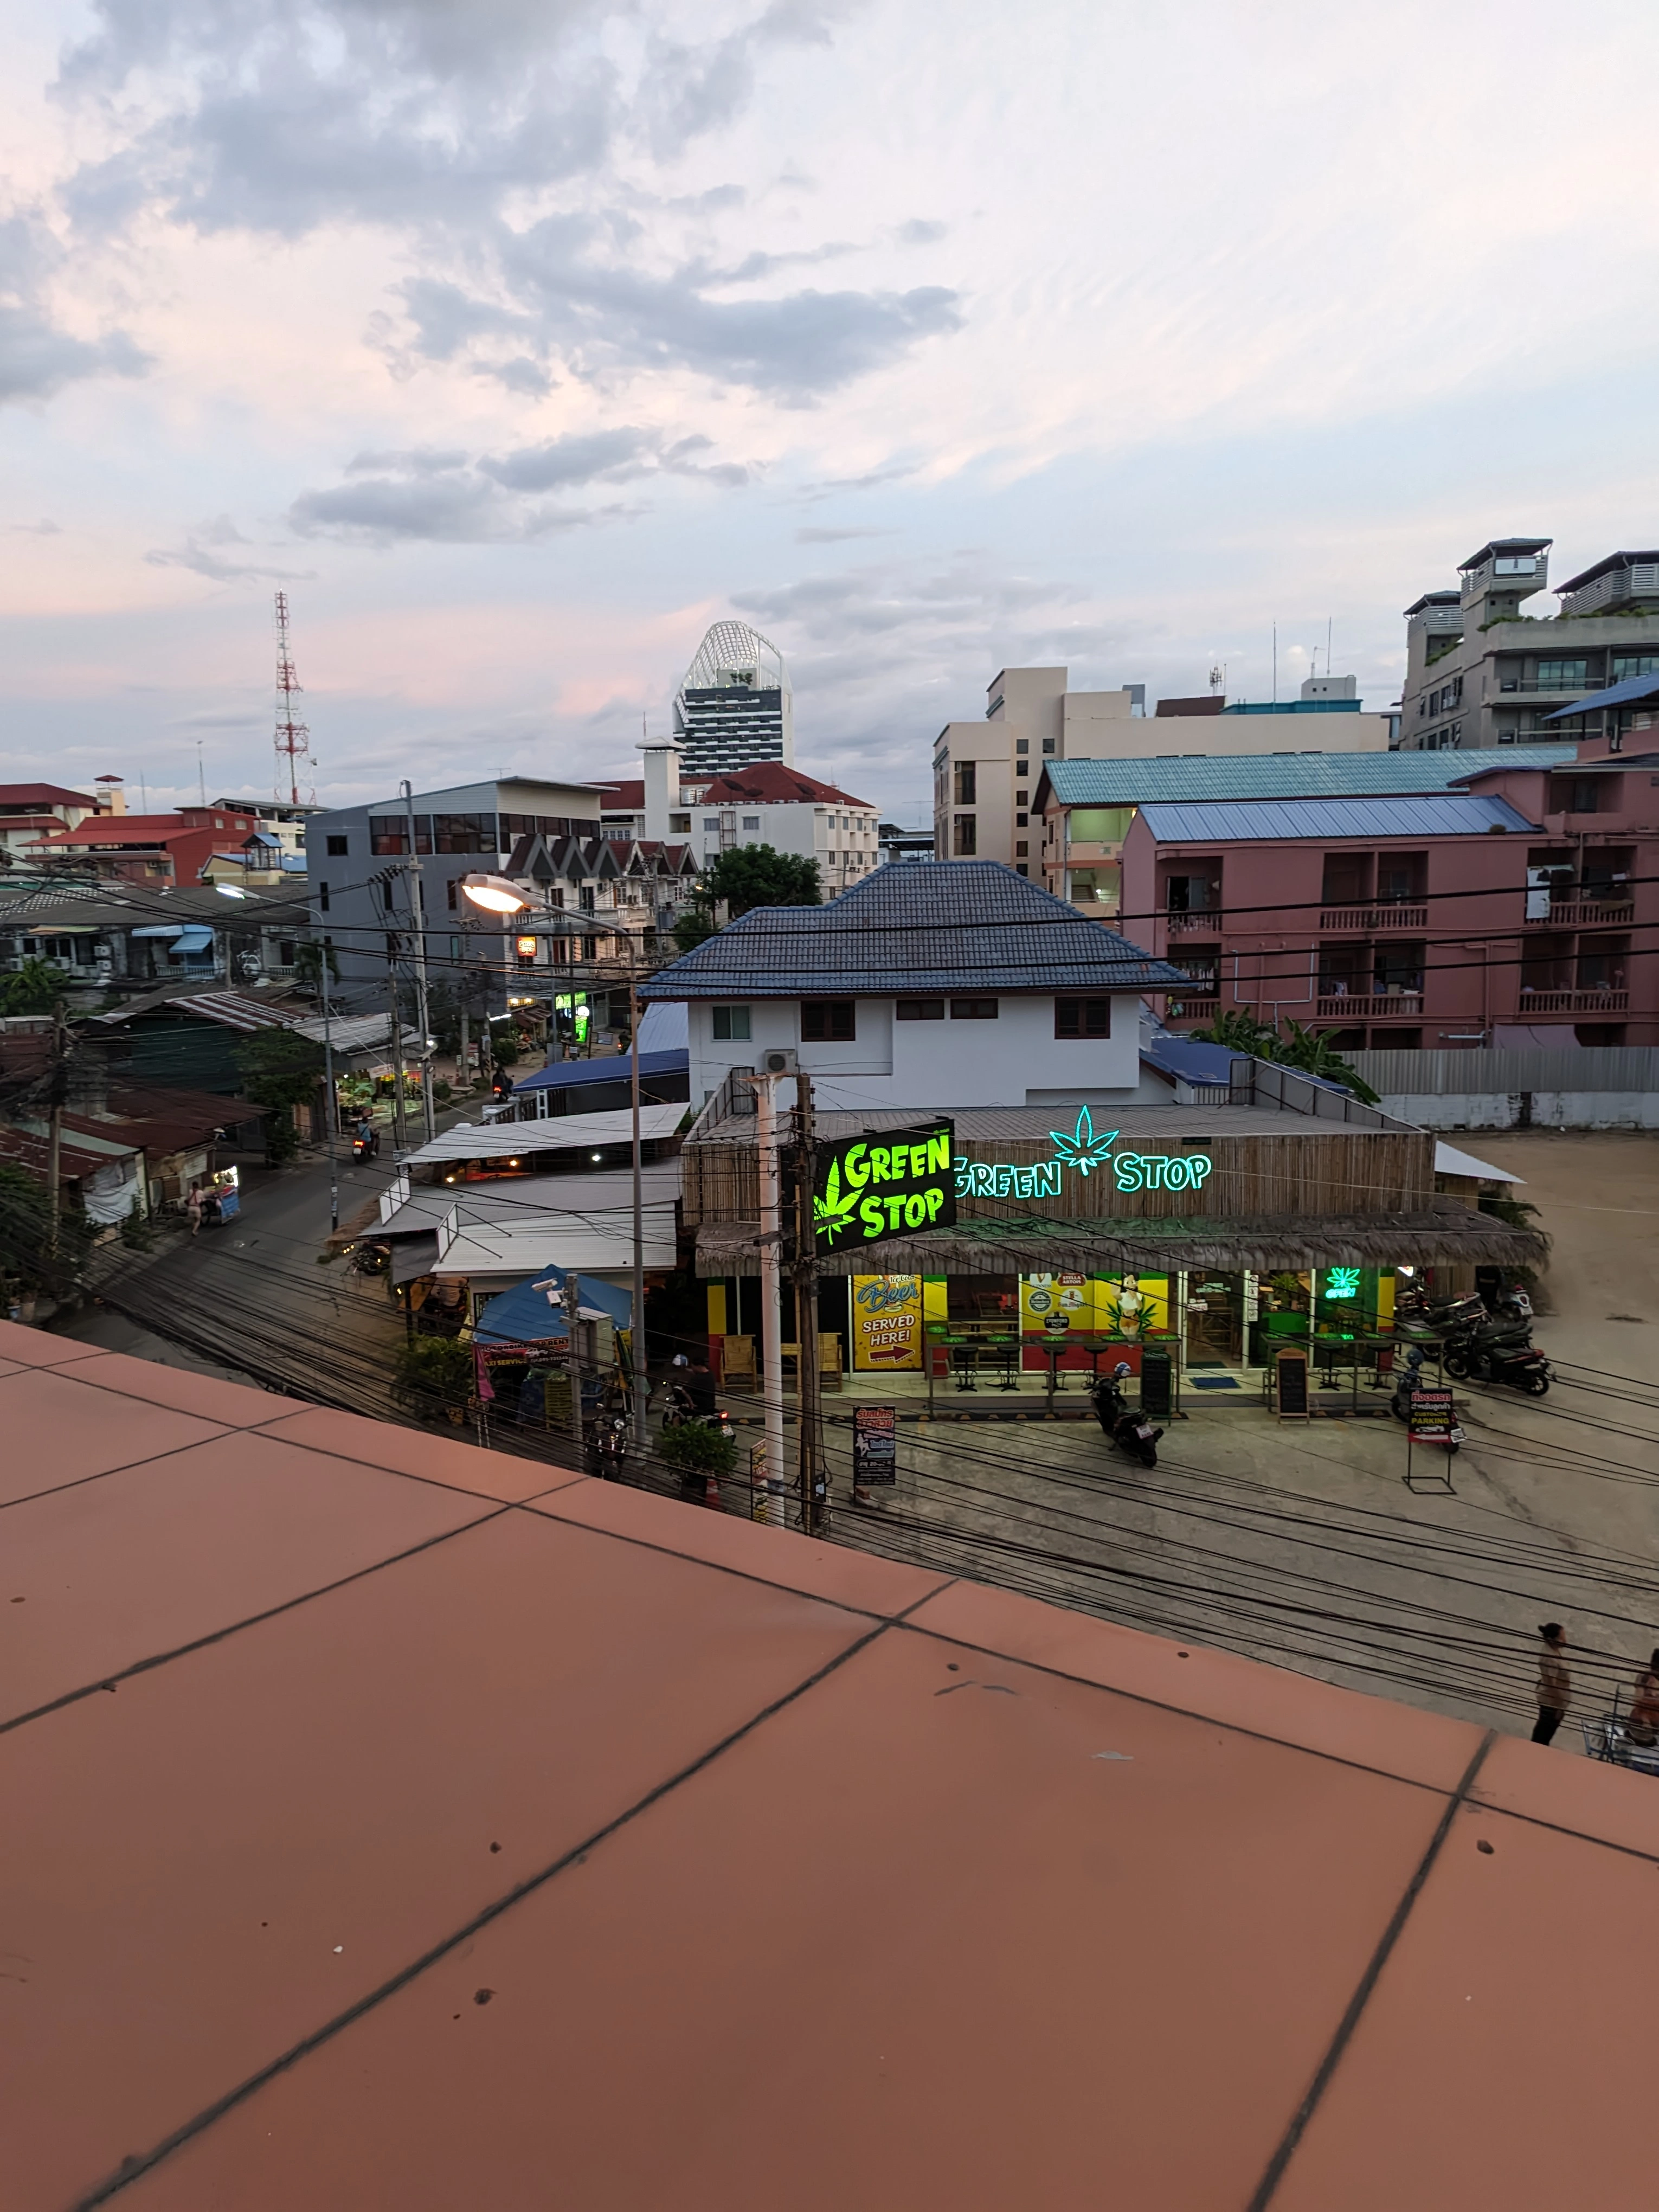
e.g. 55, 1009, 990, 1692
272, 590, 314, 805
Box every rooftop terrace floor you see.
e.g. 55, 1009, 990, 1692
3, 1315, 1655, 2210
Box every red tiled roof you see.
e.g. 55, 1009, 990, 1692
687, 762, 875, 807
25, 816, 227, 848
0, 783, 102, 809
599, 779, 645, 809
3, 1317, 1656, 2207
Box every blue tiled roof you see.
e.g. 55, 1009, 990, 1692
1136, 795, 1538, 841
638, 860, 1188, 999
1040, 747, 1574, 807
1141, 1035, 1239, 1085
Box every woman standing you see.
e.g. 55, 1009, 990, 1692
1532, 1623, 1571, 1748
1626, 1649, 1659, 1750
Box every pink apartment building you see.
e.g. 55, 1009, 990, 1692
1121, 732, 1658, 1049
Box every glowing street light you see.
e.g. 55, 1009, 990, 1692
460, 872, 529, 914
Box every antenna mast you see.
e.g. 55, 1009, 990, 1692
273, 591, 314, 805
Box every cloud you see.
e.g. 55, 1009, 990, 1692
795, 524, 893, 543
144, 514, 316, 580
0, 214, 147, 405
895, 219, 947, 246
8, 519, 62, 536
290, 426, 753, 542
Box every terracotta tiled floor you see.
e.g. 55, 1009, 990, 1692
2, 1316, 1656, 2212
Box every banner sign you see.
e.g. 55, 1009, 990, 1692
852, 1276, 924, 1369
814, 1122, 956, 1251
852, 1405, 898, 1487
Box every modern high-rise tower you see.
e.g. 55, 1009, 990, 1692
672, 621, 793, 776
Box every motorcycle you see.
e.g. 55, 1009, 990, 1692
1442, 1303, 1548, 1394
352, 1128, 380, 1161
591, 1411, 629, 1480
1089, 1367, 1162, 1468
1389, 1346, 1465, 1450
660, 1380, 735, 1444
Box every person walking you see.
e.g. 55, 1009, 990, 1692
185, 1184, 203, 1238
1626, 1649, 1659, 1750
1532, 1622, 1572, 1747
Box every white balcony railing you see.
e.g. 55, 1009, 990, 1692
1516, 989, 1629, 1014
1315, 993, 1423, 1018
1318, 905, 1428, 932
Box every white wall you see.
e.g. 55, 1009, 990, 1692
690, 992, 1142, 1109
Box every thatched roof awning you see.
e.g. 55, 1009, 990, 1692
695, 1204, 1546, 1279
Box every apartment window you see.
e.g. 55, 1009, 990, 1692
950, 997, 998, 1019
1055, 998, 1113, 1038
802, 1000, 856, 1041
1015, 840, 1028, 856
742, 815, 761, 830
370, 826, 408, 856
318, 882, 329, 912
1015, 738, 1030, 755
1041, 737, 1057, 755
953, 762, 976, 805
445, 878, 458, 911
325, 833, 349, 857
711, 1005, 751, 1040
278, 939, 296, 966
1494, 555, 1536, 576
953, 815, 977, 856
704, 817, 720, 831
430, 812, 494, 854
1015, 813, 1028, 827
1015, 789, 1028, 805
1536, 659, 1589, 691
896, 998, 944, 1020
1612, 654, 1659, 682
670, 813, 691, 834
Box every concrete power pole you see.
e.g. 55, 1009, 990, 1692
792, 1072, 826, 1536
750, 1071, 786, 1526
401, 781, 436, 1144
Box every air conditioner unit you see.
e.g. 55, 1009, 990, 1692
761, 1048, 798, 1076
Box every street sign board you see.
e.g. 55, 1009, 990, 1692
813, 1122, 956, 1253
1275, 1347, 1309, 1420
1408, 1386, 1456, 1443
852, 1404, 898, 1487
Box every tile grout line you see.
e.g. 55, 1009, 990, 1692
1243, 1728, 1496, 2212
0, 1509, 509, 1739
72, 1613, 903, 2211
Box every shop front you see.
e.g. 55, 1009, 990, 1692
685, 1103, 1544, 1410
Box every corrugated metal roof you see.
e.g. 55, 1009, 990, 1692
1041, 747, 1574, 807
640, 861, 1185, 999
1136, 795, 1538, 842
401, 1103, 685, 1163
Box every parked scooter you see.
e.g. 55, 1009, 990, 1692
591, 1410, 629, 1479
1089, 1364, 1163, 1468
1390, 1345, 1466, 1450
1442, 1300, 1550, 1395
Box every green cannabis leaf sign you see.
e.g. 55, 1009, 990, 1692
813, 1122, 956, 1251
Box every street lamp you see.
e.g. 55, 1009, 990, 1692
460, 873, 529, 914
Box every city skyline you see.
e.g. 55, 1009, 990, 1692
2, 0, 1657, 824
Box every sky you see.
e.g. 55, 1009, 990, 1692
3, 0, 1658, 827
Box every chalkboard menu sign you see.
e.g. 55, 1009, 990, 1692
1276, 1347, 1310, 1420
1140, 1348, 1173, 1419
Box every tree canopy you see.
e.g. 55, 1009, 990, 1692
672, 843, 822, 954
1186, 1006, 1380, 1105
0, 957, 66, 1016
233, 1027, 325, 1162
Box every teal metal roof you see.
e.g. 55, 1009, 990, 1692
1137, 795, 1537, 842
1040, 747, 1574, 808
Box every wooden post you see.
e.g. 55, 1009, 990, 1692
793, 1073, 826, 1536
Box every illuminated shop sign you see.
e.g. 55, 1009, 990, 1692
953, 1107, 1213, 1203
1323, 1266, 1361, 1301
814, 1122, 957, 1250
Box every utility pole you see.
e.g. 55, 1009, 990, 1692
563, 1268, 585, 1462
628, 968, 648, 1454
792, 1072, 826, 1537
320, 943, 339, 1234
387, 970, 408, 1155
749, 1071, 786, 1527
45, 997, 67, 1264
400, 780, 436, 1143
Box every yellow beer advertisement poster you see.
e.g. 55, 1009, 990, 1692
851, 1276, 923, 1371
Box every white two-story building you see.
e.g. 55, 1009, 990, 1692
639, 859, 1190, 1110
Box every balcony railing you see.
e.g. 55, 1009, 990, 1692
1523, 896, 1634, 928
1516, 988, 1629, 1013
1319, 904, 1427, 932
1497, 677, 1605, 695
1165, 909, 1218, 935
1163, 995, 1218, 1019
1315, 993, 1422, 1018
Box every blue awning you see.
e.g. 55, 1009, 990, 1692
472, 1263, 633, 1346
515, 1048, 688, 1096
171, 926, 215, 955
1546, 670, 1659, 718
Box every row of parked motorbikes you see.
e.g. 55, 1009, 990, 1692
1393, 1284, 1551, 1397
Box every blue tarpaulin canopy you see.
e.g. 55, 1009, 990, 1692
514, 1001, 690, 1097
1546, 670, 1659, 719
472, 1262, 633, 1346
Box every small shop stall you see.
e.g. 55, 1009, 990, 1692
685, 1104, 1545, 1409
469, 1264, 634, 1436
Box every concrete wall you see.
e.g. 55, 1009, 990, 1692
1380, 1091, 1659, 1130
689, 991, 1142, 1109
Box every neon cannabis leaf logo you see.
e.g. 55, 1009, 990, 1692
814, 1155, 859, 1245
1046, 1105, 1119, 1177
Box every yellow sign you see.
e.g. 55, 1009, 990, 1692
1020, 1273, 1097, 1333
851, 1275, 923, 1371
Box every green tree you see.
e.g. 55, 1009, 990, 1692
391, 1334, 475, 1420
0, 956, 66, 1016
1187, 1007, 1279, 1056
291, 940, 340, 998
0, 1162, 92, 1297
655, 1418, 738, 1478
672, 843, 822, 954
1187, 1005, 1380, 1105
233, 1027, 324, 1164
